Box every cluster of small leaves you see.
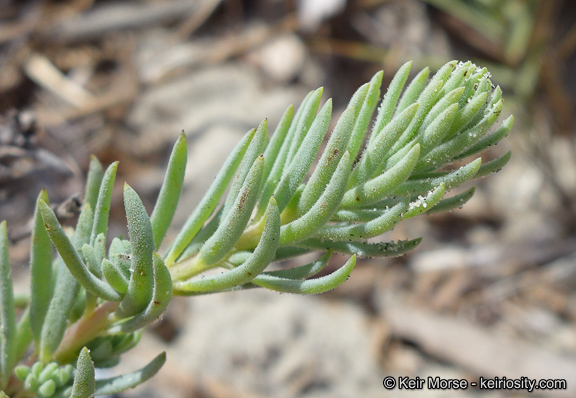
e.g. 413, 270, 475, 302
0, 134, 184, 395
0, 60, 512, 397
166, 60, 513, 296
14, 362, 74, 397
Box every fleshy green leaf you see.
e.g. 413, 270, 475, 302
426, 187, 475, 215
39, 258, 81, 363
349, 103, 419, 188
38, 362, 58, 384
280, 151, 351, 245
284, 88, 324, 167
0, 221, 16, 389
102, 259, 128, 295
108, 238, 132, 280
331, 208, 387, 223
264, 250, 332, 279
390, 62, 458, 157
428, 60, 459, 89
274, 100, 332, 213
315, 198, 409, 241
474, 150, 512, 178
39, 201, 122, 302
298, 84, 367, 214
273, 246, 312, 261
459, 67, 488, 109
81, 233, 105, 279
39, 379, 56, 396
15, 308, 33, 365
456, 115, 514, 160
419, 101, 460, 155
261, 105, 294, 187
251, 255, 356, 294
110, 252, 172, 333
108, 237, 131, 259
388, 79, 444, 159
110, 332, 141, 356
222, 122, 266, 219
347, 71, 383, 160
395, 66, 429, 115
93, 352, 165, 395
439, 61, 471, 96
418, 86, 463, 138
449, 91, 489, 138
402, 183, 446, 219
396, 157, 482, 196
116, 184, 156, 318
177, 207, 222, 262
70, 348, 95, 398
465, 77, 497, 129
257, 106, 304, 220
88, 338, 113, 365
90, 161, 118, 245
30, 190, 54, 345
84, 156, 104, 211
174, 197, 280, 294
197, 155, 264, 268
295, 237, 422, 257
341, 144, 420, 208
417, 100, 504, 170
370, 60, 412, 143
150, 131, 188, 248
165, 128, 255, 266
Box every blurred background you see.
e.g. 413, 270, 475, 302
1, 0, 576, 397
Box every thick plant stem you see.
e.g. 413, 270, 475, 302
54, 302, 119, 364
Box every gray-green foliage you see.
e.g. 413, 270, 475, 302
0, 60, 511, 397
168, 60, 512, 294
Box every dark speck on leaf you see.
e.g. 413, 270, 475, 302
237, 189, 249, 211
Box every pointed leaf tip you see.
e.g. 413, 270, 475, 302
70, 347, 95, 398
94, 352, 166, 395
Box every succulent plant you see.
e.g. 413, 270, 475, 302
0, 60, 512, 397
